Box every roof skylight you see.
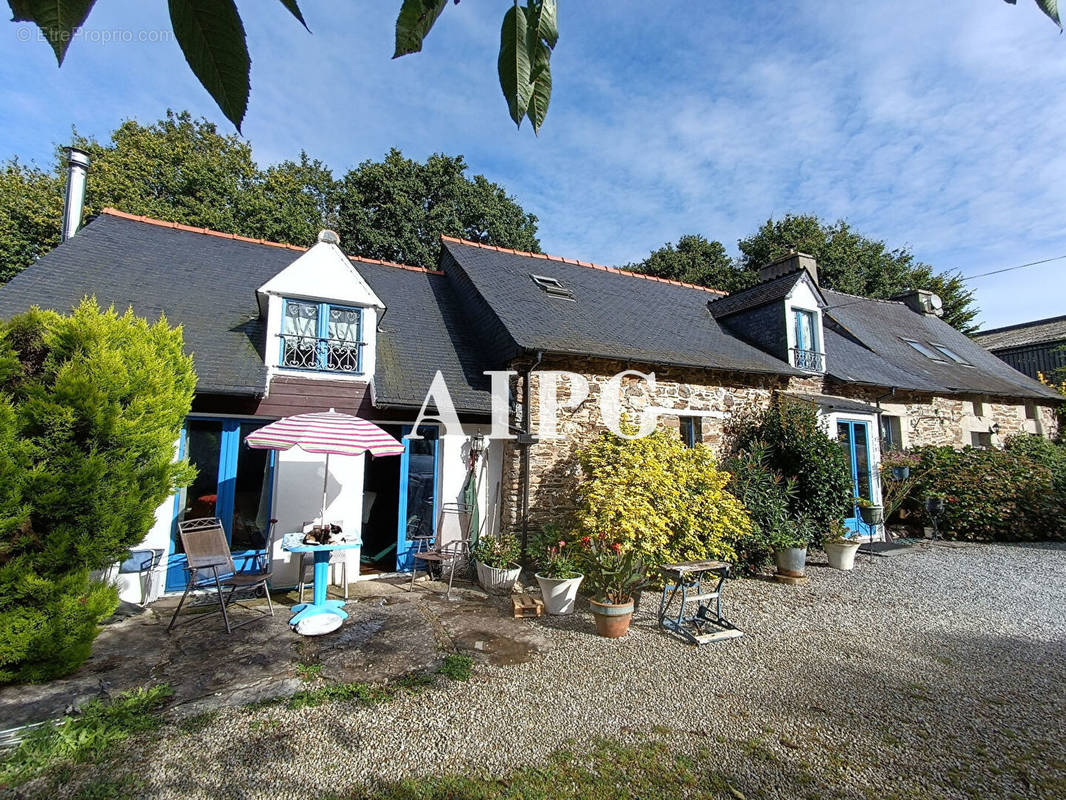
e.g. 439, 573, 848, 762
931, 344, 972, 366
531, 274, 574, 300
901, 338, 947, 362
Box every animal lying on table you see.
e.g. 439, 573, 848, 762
302, 523, 342, 545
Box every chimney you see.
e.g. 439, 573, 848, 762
892, 289, 944, 317
758, 249, 818, 285
61, 147, 91, 241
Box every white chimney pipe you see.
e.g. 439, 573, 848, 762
61, 147, 91, 241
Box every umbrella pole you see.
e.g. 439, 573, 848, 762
321, 452, 330, 525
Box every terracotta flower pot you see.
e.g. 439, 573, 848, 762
589, 598, 634, 638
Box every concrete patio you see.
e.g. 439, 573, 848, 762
0, 576, 551, 730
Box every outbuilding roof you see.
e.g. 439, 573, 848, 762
972, 314, 1066, 351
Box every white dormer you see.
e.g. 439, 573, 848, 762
258, 230, 385, 382
780, 261, 826, 373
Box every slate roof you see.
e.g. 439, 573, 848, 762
0, 211, 492, 412
972, 314, 1066, 351
708, 271, 809, 318
821, 290, 1060, 400
440, 238, 801, 377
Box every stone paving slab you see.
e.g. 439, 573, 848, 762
0, 577, 552, 729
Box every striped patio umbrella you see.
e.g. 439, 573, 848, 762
246, 408, 404, 524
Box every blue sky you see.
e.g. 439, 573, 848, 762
2, 0, 1064, 330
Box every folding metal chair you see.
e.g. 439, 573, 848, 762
409, 503, 473, 598
167, 517, 274, 634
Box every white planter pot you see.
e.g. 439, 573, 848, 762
823, 541, 861, 571
476, 561, 521, 595
535, 573, 584, 615
774, 547, 808, 577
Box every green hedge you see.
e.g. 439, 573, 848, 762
908, 438, 1065, 542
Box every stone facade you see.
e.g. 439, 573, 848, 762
499, 356, 1061, 538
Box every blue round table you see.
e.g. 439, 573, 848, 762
281, 533, 362, 628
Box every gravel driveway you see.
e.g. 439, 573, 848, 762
37, 542, 1066, 799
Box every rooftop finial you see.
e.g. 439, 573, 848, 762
317, 229, 340, 245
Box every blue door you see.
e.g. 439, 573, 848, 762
837, 419, 873, 535
165, 419, 275, 591
395, 425, 439, 571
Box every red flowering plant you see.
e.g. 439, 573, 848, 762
532, 524, 580, 580
573, 533, 648, 605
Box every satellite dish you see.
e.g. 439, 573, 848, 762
928, 293, 944, 317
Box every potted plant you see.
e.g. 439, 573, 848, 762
855, 497, 884, 526
575, 534, 647, 638
471, 533, 521, 595
532, 526, 584, 615
771, 517, 811, 579
925, 494, 945, 517
822, 520, 861, 571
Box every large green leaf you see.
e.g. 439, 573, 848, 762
393, 0, 448, 58
498, 3, 534, 127
1035, 0, 1062, 27
167, 0, 250, 131
532, 0, 557, 48
526, 39, 552, 134
8, 0, 97, 64
277, 0, 309, 30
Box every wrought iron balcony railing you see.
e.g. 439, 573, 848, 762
278, 334, 364, 374
790, 347, 825, 372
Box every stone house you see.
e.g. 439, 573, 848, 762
0, 204, 1058, 600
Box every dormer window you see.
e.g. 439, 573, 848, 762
531, 274, 574, 300
791, 308, 824, 371
280, 299, 364, 374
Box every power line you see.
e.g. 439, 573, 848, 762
962, 253, 1066, 281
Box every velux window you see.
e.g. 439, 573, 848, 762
901, 338, 947, 362
280, 299, 364, 374
531, 274, 574, 300
931, 343, 971, 366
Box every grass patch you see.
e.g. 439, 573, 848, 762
296, 662, 323, 682
347, 737, 741, 799
283, 671, 435, 710
0, 684, 172, 787
437, 653, 473, 681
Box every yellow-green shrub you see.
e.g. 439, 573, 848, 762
574, 430, 752, 565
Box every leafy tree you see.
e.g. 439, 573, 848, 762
0, 161, 62, 284
737, 214, 979, 332
0, 300, 195, 682
336, 148, 540, 269
73, 111, 261, 235
244, 152, 339, 248
625, 234, 748, 293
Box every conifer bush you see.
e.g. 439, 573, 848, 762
0, 300, 195, 683
574, 430, 753, 566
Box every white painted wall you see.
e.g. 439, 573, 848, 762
784, 277, 826, 373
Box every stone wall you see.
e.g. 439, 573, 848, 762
502, 355, 818, 535
828, 382, 1060, 448
499, 356, 1061, 538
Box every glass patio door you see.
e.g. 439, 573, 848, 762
837, 419, 873, 535
165, 419, 275, 591
395, 425, 439, 572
